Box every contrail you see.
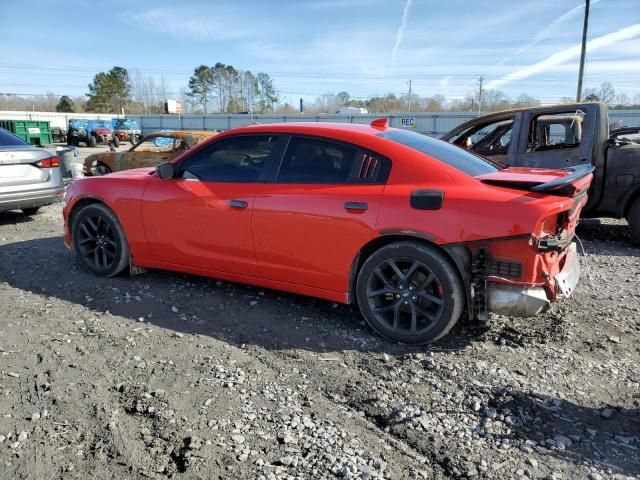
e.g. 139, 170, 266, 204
391, 0, 413, 67
498, 0, 601, 65
486, 23, 640, 90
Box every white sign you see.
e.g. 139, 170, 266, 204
400, 118, 415, 128
27, 127, 41, 134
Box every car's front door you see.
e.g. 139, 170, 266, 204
141, 134, 281, 275
252, 136, 389, 293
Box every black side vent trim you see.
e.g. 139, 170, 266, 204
489, 259, 522, 278
410, 190, 444, 210
353, 153, 381, 181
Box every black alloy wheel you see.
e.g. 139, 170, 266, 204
366, 257, 445, 334
356, 242, 464, 344
94, 163, 112, 176
72, 203, 129, 277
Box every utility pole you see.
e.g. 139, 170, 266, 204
477, 75, 484, 113
407, 79, 412, 113
576, 0, 590, 101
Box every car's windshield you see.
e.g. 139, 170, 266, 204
93, 121, 111, 129
114, 120, 139, 129
0, 128, 30, 147
377, 128, 501, 176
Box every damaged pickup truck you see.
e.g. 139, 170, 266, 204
442, 102, 640, 242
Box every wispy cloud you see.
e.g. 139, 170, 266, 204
486, 23, 640, 90
298, 0, 378, 9
390, 0, 413, 68
128, 7, 249, 42
497, 0, 601, 66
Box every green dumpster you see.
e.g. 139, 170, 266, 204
0, 120, 53, 146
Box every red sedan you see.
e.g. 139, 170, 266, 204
63, 120, 593, 344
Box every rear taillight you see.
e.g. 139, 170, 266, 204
36, 156, 60, 168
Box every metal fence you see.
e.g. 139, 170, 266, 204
127, 112, 481, 136
127, 110, 640, 136
2, 109, 639, 137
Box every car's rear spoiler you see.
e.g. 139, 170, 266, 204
479, 164, 594, 197
530, 164, 595, 193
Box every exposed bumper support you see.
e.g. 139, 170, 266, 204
555, 243, 580, 298
487, 242, 580, 317
488, 284, 550, 317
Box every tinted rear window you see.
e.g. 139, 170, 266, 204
377, 129, 500, 176
0, 128, 30, 147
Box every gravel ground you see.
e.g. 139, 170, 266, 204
0, 204, 638, 480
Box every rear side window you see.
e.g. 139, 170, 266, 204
0, 128, 29, 147
527, 111, 584, 152
178, 135, 278, 182
378, 129, 500, 176
278, 137, 357, 183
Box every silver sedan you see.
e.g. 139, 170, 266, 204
0, 128, 64, 215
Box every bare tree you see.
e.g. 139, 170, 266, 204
598, 81, 616, 103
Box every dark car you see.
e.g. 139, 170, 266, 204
0, 128, 64, 215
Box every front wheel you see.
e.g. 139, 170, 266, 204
356, 242, 465, 344
89, 136, 97, 148
72, 203, 130, 277
94, 163, 112, 176
113, 137, 120, 148
628, 198, 640, 244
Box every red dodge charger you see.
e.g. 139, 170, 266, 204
63, 120, 592, 344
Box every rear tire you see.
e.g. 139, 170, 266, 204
89, 136, 97, 148
356, 241, 465, 344
21, 207, 40, 216
628, 198, 640, 244
71, 203, 129, 277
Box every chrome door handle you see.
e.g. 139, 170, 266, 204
344, 201, 368, 211
229, 199, 248, 209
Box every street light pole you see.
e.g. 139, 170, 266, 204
576, 0, 590, 101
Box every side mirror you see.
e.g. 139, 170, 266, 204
156, 162, 175, 179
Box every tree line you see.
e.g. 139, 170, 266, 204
1, 65, 639, 114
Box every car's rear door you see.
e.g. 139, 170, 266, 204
512, 108, 595, 168
252, 135, 389, 293
141, 134, 282, 276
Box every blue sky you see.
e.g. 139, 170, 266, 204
1, 0, 639, 105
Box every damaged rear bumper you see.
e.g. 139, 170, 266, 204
487, 243, 579, 317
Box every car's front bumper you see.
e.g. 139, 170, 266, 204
0, 186, 65, 212
487, 243, 579, 317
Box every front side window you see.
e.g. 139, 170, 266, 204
469, 120, 513, 156
178, 135, 278, 182
278, 137, 357, 183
